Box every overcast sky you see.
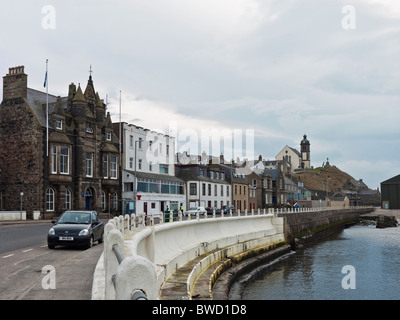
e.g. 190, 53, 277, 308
1, 0, 399, 189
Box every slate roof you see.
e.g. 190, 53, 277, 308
176, 168, 229, 184
265, 168, 278, 180
26, 88, 67, 129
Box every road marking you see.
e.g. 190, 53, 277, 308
22, 248, 33, 253
2, 254, 14, 258
41, 245, 48, 248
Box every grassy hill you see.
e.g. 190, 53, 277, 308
293, 166, 356, 193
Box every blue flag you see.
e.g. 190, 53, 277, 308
44, 71, 47, 88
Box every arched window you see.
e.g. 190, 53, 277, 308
46, 188, 55, 211
65, 189, 72, 210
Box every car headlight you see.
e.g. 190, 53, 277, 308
79, 229, 89, 236
49, 228, 55, 236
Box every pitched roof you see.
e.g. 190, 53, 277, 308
72, 85, 86, 103
381, 174, 400, 184
265, 168, 278, 180
26, 88, 66, 128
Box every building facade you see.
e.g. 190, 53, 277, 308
275, 134, 311, 172
175, 163, 230, 210
116, 123, 185, 214
0, 66, 121, 218
381, 174, 400, 209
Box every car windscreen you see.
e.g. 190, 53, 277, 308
57, 212, 91, 224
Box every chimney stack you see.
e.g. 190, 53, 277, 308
3, 65, 28, 101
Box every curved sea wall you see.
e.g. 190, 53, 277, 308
93, 212, 285, 300
92, 206, 374, 300
213, 206, 375, 299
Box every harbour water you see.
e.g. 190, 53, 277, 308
242, 223, 400, 300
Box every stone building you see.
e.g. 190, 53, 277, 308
0, 66, 121, 218
175, 163, 230, 210
275, 134, 311, 172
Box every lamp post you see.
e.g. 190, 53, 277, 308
20, 192, 24, 220
134, 140, 139, 214
108, 192, 111, 219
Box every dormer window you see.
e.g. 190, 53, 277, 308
86, 125, 94, 134
106, 131, 112, 141
56, 119, 63, 130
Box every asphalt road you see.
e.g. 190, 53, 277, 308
0, 223, 103, 300
0, 223, 51, 254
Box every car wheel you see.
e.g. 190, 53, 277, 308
48, 244, 55, 249
98, 232, 104, 244
87, 236, 94, 249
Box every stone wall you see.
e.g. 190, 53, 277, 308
0, 99, 44, 218
281, 207, 375, 245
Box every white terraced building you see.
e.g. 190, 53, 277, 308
114, 122, 185, 215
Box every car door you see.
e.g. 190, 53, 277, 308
91, 212, 101, 240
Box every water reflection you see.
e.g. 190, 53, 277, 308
243, 225, 400, 300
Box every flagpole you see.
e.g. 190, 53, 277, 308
119, 90, 122, 167
46, 59, 49, 157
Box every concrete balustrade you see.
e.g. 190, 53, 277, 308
94, 211, 285, 300
93, 206, 374, 300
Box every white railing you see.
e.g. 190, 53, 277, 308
120, 206, 374, 230
97, 205, 373, 300
103, 217, 157, 300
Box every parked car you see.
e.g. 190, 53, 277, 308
221, 205, 235, 214
205, 207, 221, 215
47, 210, 104, 249
187, 206, 206, 216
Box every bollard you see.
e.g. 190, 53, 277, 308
124, 214, 130, 230
114, 255, 158, 300
113, 216, 120, 231
104, 229, 124, 300
119, 215, 124, 233
160, 212, 164, 224
131, 214, 136, 228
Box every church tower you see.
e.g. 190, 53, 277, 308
300, 134, 310, 169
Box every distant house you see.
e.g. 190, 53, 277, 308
342, 178, 368, 192
381, 174, 400, 209
275, 134, 311, 172
264, 167, 286, 207
328, 196, 350, 207
175, 163, 230, 210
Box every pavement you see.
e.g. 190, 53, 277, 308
0, 219, 53, 226
360, 208, 400, 218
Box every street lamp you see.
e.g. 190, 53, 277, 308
134, 140, 139, 214
108, 192, 111, 219
20, 192, 24, 220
